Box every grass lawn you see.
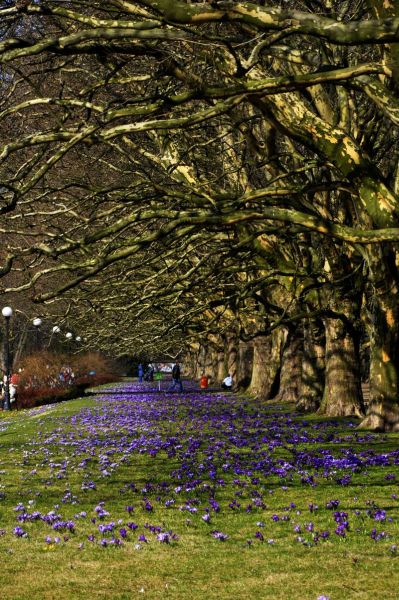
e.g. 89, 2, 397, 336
0, 381, 398, 599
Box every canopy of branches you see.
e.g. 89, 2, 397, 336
0, 0, 398, 360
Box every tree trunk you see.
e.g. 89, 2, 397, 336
319, 299, 364, 417
297, 318, 325, 412
204, 346, 216, 381
359, 270, 399, 431
275, 326, 303, 403
248, 330, 283, 400
226, 331, 239, 388
216, 347, 226, 383
204, 334, 226, 385
236, 340, 253, 389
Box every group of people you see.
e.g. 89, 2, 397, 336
58, 366, 75, 385
137, 361, 232, 392
138, 363, 155, 382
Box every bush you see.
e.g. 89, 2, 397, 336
13, 351, 118, 409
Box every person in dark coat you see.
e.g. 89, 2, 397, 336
169, 361, 183, 392
138, 363, 144, 383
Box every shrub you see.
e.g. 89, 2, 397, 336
13, 351, 118, 409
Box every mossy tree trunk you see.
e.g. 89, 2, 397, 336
297, 318, 325, 412
226, 331, 239, 389
204, 334, 227, 385
360, 263, 399, 430
216, 347, 226, 383
248, 330, 283, 400
275, 326, 303, 403
319, 298, 364, 417
184, 346, 199, 379
236, 340, 253, 390
204, 345, 217, 381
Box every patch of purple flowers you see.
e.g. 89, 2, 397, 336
8, 380, 399, 556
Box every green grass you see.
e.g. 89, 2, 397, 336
0, 389, 397, 600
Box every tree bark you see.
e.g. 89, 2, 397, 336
216, 347, 226, 384
236, 339, 253, 389
319, 299, 364, 417
297, 318, 325, 412
275, 326, 303, 403
359, 265, 399, 430
247, 330, 282, 400
226, 331, 239, 388
204, 346, 216, 381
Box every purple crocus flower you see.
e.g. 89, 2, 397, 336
335, 524, 347, 537
211, 530, 228, 541
13, 526, 27, 538
326, 500, 340, 510
373, 509, 386, 521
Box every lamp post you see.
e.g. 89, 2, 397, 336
65, 332, 73, 357
2, 306, 12, 411
47, 325, 60, 350
33, 317, 42, 351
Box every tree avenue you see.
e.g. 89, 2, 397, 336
1, 0, 399, 429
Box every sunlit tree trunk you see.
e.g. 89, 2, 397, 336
360, 263, 399, 430
319, 298, 364, 417
248, 330, 283, 400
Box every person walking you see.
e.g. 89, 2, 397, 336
144, 364, 154, 381
138, 363, 144, 383
221, 374, 233, 390
169, 361, 183, 392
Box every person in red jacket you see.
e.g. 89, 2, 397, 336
200, 374, 208, 389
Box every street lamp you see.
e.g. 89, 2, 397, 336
33, 317, 42, 350
47, 325, 61, 350
2, 306, 12, 411
65, 332, 73, 357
